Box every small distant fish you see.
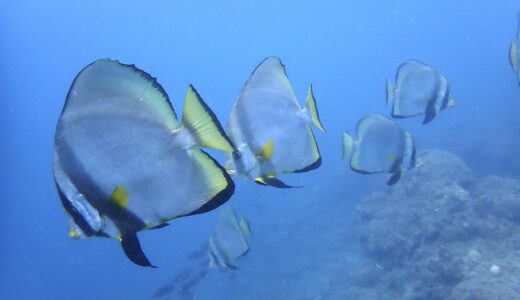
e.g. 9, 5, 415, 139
179, 269, 209, 292
152, 283, 175, 298
186, 242, 209, 261
53, 59, 235, 267
342, 114, 416, 185
509, 13, 520, 84
208, 206, 252, 269
226, 57, 325, 188
386, 60, 455, 124
173, 268, 193, 283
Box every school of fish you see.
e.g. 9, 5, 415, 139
54, 12, 519, 267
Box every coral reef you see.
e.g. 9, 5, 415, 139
352, 150, 520, 300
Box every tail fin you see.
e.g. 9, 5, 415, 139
239, 217, 252, 236
517, 12, 520, 40
386, 79, 394, 106
181, 85, 235, 153
446, 96, 456, 108
305, 85, 325, 132
510, 40, 519, 73
342, 131, 354, 160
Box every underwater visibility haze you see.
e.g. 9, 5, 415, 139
2, 1, 520, 299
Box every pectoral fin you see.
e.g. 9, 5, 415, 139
256, 140, 274, 161
121, 232, 156, 268
110, 185, 129, 208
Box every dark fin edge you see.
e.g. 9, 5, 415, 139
225, 262, 239, 270
121, 232, 157, 268
256, 177, 302, 189
150, 223, 169, 230
422, 104, 436, 124
183, 149, 235, 217
293, 128, 322, 173
387, 173, 402, 185
63, 59, 177, 121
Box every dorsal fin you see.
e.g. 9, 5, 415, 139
181, 85, 235, 153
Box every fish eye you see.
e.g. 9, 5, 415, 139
232, 151, 241, 159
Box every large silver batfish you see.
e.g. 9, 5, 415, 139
53, 59, 235, 267
386, 60, 455, 124
342, 114, 416, 185
226, 57, 325, 188
208, 206, 251, 269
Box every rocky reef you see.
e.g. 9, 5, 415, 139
351, 150, 520, 300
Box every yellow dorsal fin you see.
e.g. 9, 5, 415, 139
111, 185, 129, 208
257, 140, 274, 161
181, 85, 235, 153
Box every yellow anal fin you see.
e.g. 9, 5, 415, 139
181, 85, 235, 153
111, 185, 129, 208
305, 85, 325, 132
256, 140, 274, 161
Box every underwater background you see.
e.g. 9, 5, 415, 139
1, 0, 520, 299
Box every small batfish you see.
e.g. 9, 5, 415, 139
226, 57, 325, 188
509, 13, 520, 84
53, 59, 235, 267
386, 60, 455, 124
152, 283, 175, 298
208, 206, 252, 269
342, 114, 416, 185
173, 268, 193, 283
187, 242, 208, 261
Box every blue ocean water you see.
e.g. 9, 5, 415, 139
1, 1, 519, 299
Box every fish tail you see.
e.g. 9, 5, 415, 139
181, 85, 235, 153
342, 131, 354, 160
386, 79, 394, 106
305, 84, 325, 132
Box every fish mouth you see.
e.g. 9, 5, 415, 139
224, 159, 236, 175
